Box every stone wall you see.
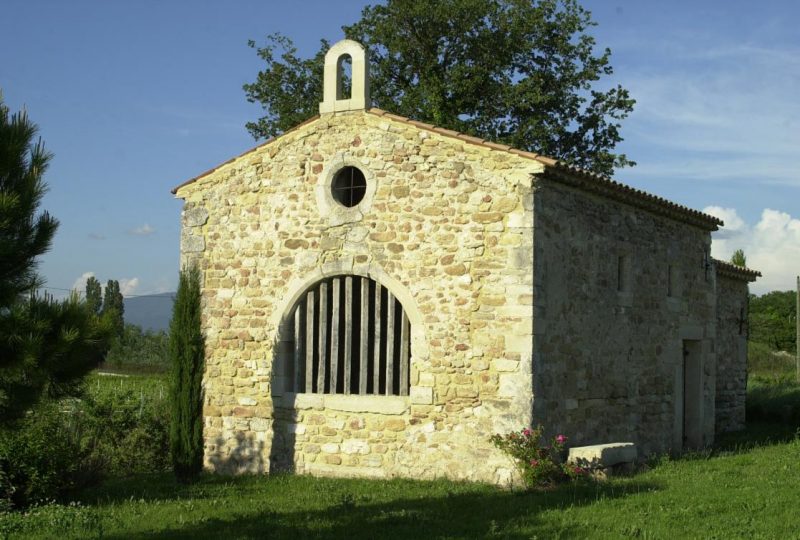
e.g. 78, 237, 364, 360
531, 177, 718, 455
714, 274, 748, 432
176, 110, 542, 484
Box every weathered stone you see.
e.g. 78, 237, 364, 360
184, 207, 209, 227
568, 443, 637, 468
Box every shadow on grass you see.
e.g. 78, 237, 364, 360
97, 476, 659, 540
713, 421, 798, 455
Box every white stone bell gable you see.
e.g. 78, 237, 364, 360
319, 39, 370, 114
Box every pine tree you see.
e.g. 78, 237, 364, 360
169, 265, 205, 482
0, 96, 112, 424
85, 276, 102, 315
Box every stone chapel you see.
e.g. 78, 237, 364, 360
173, 39, 760, 484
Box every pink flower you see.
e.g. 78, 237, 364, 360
530, 459, 539, 467
522, 428, 532, 437
555, 434, 567, 444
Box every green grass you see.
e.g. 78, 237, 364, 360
3, 372, 799, 539
2, 425, 798, 539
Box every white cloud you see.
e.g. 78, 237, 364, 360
71, 272, 96, 296
129, 223, 155, 236
70, 273, 140, 297
119, 277, 140, 296
705, 206, 800, 294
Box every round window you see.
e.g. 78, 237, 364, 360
331, 166, 367, 208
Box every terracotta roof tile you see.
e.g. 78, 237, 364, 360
713, 259, 761, 282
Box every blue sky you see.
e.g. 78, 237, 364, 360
1, 0, 797, 296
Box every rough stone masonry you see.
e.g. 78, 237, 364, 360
173, 39, 759, 485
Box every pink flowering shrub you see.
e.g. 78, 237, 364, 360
490, 426, 588, 488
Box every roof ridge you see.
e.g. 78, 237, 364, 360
367, 108, 723, 230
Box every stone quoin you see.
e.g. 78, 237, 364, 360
172, 39, 760, 484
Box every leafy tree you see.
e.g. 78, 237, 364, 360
169, 266, 204, 482
101, 279, 124, 337
731, 249, 747, 267
749, 290, 797, 354
85, 276, 102, 315
244, 0, 635, 176
105, 323, 169, 371
0, 96, 112, 424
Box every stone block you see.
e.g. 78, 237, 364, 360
184, 207, 209, 227
567, 443, 637, 468
410, 386, 433, 404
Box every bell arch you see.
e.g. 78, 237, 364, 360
319, 39, 370, 113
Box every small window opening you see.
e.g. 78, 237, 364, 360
617, 254, 631, 292
337, 54, 352, 100
331, 166, 366, 207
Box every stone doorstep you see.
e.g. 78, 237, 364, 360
567, 442, 637, 470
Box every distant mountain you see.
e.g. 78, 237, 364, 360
123, 292, 175, 332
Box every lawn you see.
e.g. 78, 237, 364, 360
2, 374, 799, 539
3, 427, 798, 539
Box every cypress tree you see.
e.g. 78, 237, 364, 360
169, 265, 204, 482
85, 276, 102, 315
101, 279, 124, 337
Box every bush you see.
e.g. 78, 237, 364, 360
0, 374, 170, 509
78, 382, 170, 477
0, 401, 85, 508
491, 426, 587, 488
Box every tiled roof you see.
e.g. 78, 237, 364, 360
713, 259, 761, 282
171, 108, 725, 230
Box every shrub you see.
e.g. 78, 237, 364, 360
491, 426, 587, 488
0, 375, 170, 509
78, 385, 170, 477
0, 401, 84, 508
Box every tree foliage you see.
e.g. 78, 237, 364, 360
169, 266, 204, 482
244, 0, 635, 176
0, 97, 112, 424
85, 276, 102, 315
731, 249, 747, 267
105, 323, 169, 371
749, 290, 797, 354
101, 279, 124, 337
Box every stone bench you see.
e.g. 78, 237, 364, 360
567, 443, 637, 478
